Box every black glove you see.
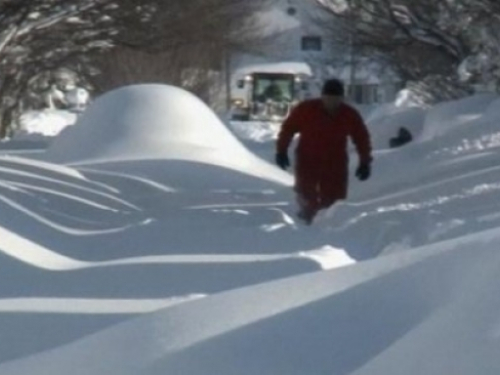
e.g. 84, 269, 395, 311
355, 162, 371, 181
275, 153, 290, 170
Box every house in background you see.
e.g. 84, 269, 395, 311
231, 0, 401, 106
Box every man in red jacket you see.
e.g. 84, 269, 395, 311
276, 78, 372, 225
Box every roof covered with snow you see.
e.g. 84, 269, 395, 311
233, 61, 313, 77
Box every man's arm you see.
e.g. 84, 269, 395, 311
276, 104, 303, 155
349, 109, 372, 165
349, 109, 372, 181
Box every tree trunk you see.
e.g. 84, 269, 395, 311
0, 106, 14, 139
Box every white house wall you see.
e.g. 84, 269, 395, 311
233, 1, 335, 74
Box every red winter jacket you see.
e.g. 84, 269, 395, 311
276, 99, 372, 201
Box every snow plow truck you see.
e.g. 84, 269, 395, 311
229, 62, 314, 122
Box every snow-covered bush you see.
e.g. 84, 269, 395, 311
402, 76, 473, 106
24, 68, 90, 112
458, 24, 500, 91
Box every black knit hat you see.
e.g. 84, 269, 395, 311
321, 78, 345, 96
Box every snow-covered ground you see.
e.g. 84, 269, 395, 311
0, 84, 500, 374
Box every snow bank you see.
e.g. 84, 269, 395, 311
484, 97, 500, 119
365, 104, 426, 149
394, 88, 426, 107
16, 109, 77, 137
1, 228, 499, 375
44, 84, 291, 185
359, 93, 500, 150
229, 121, 281, 143
420, 93, 498, 141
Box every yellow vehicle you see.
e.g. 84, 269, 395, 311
230, 63, 313, 121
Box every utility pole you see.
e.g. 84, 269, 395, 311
348, 7, 356, 101
224, 49, 232, 113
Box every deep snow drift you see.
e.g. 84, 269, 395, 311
1, 85, 500, 374
44, 84, 291, 186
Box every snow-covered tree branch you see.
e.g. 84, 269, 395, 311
315, 0, 500, 103
0, 0, 270, 137
89, 0, 270, 111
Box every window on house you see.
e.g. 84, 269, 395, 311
301, 36, 322, 51
347, 84, 380, 104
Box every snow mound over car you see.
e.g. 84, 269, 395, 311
44, 84, 291, 185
